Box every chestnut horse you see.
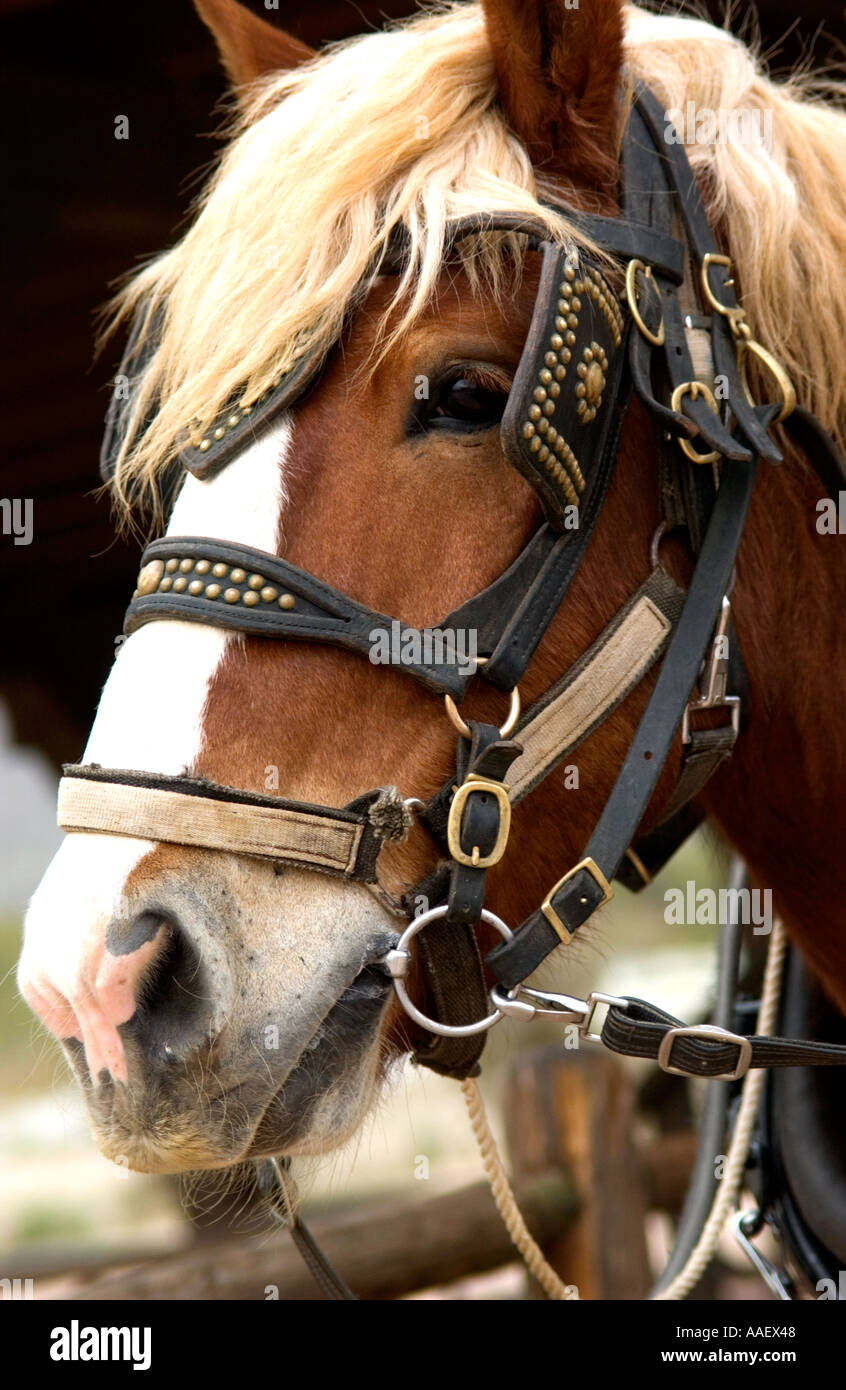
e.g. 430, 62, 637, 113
19, 0, 846, 1201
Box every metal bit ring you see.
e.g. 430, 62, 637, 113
384, 904, 513, 1037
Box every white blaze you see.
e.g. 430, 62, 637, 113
85, 419, 289, 772
20, 420, 291, 1062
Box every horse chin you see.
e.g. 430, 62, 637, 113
70, 963, 397, 1175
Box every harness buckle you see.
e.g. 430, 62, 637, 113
669, 381, 723, 465
682, 594, 741, 744
701, 253, 748, 338
446, 774, 512, 869
540, 857, 614, 943
657, 1023, 753, 1081
625, 258, 665, 346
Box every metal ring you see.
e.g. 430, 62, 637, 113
670, 381, 723, 465
625, 259, 665, 347
389, 905, 513, 1037
737, 337, 796, 425
444, 658, 521, 740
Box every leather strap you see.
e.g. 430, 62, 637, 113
602, 997, 846, 1076
446, 722, 522, 927
58, 764, 385, 882
486, 454, 758, 989
654, 721, 737, 825
420, 565, 685, 853
781, 405, 846, 502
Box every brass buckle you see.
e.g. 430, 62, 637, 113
625, 259, 665, 346
737, 336, 796, 424
446, 774, 511, 869
701, 253, 747, 337
670, 381, 722, 465
540, 857, 614, 944
701, 253, 796, 423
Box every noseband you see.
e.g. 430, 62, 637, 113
65, 87, 846, 1087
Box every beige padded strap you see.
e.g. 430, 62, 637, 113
508, 589, 675, 803
57, 777, 364, 875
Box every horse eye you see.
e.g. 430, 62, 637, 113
418, 374, 509, 432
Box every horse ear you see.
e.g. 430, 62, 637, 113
481, 0, 624, 186
194, 0, 315, 88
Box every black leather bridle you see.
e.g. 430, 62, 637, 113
75, 84, 846, 1091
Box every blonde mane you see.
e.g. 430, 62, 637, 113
108, 2, 846, 512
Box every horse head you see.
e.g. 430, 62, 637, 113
19, 0, 846, 1185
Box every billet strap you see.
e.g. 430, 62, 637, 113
57, 765, 385, 882
486, 454, 759, 990
601, 997, 846, 1077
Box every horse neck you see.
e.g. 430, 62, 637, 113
705, 446, 846, 1008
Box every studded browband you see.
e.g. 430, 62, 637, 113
77, 86, 846, 1078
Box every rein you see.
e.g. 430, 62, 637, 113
68, 85, 846, 1297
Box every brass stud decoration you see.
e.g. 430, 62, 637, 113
136, 560, 164, 596
576, 342, 608, 425
518, 258, 623, 511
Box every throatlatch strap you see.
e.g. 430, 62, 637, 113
57, 766, 384, 882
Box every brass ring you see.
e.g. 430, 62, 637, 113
444, 659, 521, 740
670, 381, 723, 465
625, 259, 665, 347
737, 337, 796, 424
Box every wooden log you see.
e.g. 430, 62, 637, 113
37, 1172, 577, 1302
504, 1046, 652, 1300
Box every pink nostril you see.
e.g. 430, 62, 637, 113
94, 927, 169, 1030
21, 909, 211, 1080
19, 914, 173, 1086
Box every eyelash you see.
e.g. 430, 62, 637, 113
410, 365, 511, 435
